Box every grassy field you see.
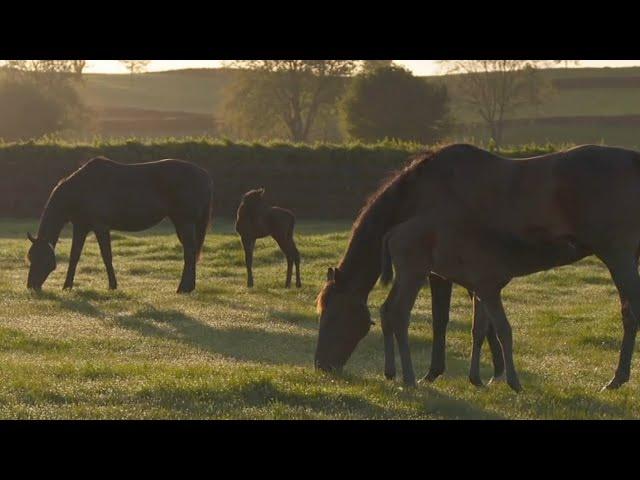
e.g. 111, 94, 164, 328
82, 67, 640, 120
0, 218, 638, 419
74, 67, 640, 147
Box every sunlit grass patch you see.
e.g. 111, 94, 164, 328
0, 218, 638, 419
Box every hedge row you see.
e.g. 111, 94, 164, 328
0, 138, 561, 220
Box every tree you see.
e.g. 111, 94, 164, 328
340, 65, 450, 144
440, 60, 559, 147
70, 60, 87, 79
5, 60, 86, 84
361, 60, 394, 73
119, 60, 151, 76
0, 60, 88, 140
223, 60, 357, 142
0, 76, 84, 140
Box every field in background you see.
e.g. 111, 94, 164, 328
78, 67, 640, 147
0, 219, 638, 419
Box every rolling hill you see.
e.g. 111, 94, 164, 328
78, 66, 640, 147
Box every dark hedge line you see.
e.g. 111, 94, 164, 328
0, 139, 560, 220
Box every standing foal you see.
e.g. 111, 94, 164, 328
235, 188, 301, 288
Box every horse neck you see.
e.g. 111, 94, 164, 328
37, 187, 69, 247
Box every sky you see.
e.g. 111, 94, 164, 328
86, 60, 640, 75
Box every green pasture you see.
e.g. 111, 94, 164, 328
0, 218, 638, 419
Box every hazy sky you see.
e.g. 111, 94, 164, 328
87, 60, 640, 75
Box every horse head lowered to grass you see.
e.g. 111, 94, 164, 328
27, 156, 213, 293
315, 143, 640, 392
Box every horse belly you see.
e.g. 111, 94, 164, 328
108, 213, 166, 232
92, 195, 168, 232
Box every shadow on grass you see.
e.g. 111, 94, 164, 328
114, 305, 315, 366
524, 389, 635, 419
134, 373, 503, 419
0, 327, 72, 353
29, 288, 132, 319
578, 334, 621, 351
134, 378, 399, 418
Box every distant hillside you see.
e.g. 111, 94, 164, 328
82, 68, 238, 115
79, 66, 640, 148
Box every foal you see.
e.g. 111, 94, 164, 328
235, 188, 301, 288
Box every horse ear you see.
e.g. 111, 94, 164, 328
27, 232, 36, 244
327, 267, 334, 281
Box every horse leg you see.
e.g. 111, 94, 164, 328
175, 223, 197, 293
381, 272, 425, 387
422, 274, 452, 383
380, 283, 397, 380
285, 254, 293, 289
273, 234, 294, 289
63, 224, 88, 290
240, 235, 255, 288
293, 240, 301, 288
95, 229, 117, 289
469, 294, 490, 387
477, 288, 522, 392
598, 253, 640, 390
486, 322, 506, 383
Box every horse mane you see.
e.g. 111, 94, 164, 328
316, 148, 439, 314
316, 280, 336, 313
350, 149, 436, 235
240, 188, 265, 202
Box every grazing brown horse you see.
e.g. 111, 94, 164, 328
316, 144, 640, 392
27, 157, 213, 293
235, 188, 301, 288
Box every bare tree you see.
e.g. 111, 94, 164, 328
224, 60, 358, 142
6, 60, 74, 73
361, 60, 394, 74
440, 60, 563, 147
70, 60, 87, 79
119, 60, 151, 76
4, 60, 87, 84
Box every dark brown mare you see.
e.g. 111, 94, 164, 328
235, 188, 301, 288
315, 144, 640, 392
27, 157, 213, 293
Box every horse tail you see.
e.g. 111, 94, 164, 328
196, 179, 213, 262
380, 231, 394, 286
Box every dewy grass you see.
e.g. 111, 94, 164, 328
0, 218, 637, 419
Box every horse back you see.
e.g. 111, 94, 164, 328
62, 158, 212, 230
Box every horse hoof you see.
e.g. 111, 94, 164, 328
602, 376, 628, 391
508, 379, 523, 393
63, 284, 72, 290
384, 372, 396, 380
420, 369, 444, 383
469, 376, 485, 388
296, 283, 302, 288
403, 379, 417, 388
488, 372, 506, 385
